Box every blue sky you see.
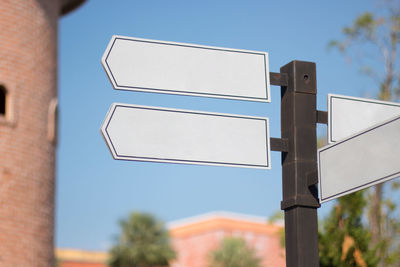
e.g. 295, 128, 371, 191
57, 0, 378, 251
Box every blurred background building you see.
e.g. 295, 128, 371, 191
56, 212, 285, 267
0, 0, 85, 266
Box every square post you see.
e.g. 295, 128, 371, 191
280, 61, 320, 267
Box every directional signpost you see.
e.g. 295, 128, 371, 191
99, 35, 320, 266
102, 35, 270, 102
319, 114, 400, 202
100, 35, 400, 267
101, 103, 271, 169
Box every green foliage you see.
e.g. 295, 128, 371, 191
268, 210, 284, 224
327, 2, 400, 266
329, 4, 400, 101
370, 185, 400, 266
208, 237, 261, 267
343, 12, 377, 38
268, 211, 285, 248
319, 191, 379, 267
109, 212, 176, 267
270, 195, 378, 266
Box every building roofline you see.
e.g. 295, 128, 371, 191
56, 248, 108, 263
167, 211, 283, 238
167, 211, 269, 229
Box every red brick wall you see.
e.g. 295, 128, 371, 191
0, 0, 59, 266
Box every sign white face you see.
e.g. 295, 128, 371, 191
328, 94, 400, 143
101, 103, 271, 169
102, 36, 270, 102
318, 115, 400, 203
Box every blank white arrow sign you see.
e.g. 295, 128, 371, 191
102, 35, 270, 102
101, 103, 271, 169
328, 94, 400, 143
318, 114, 400, 203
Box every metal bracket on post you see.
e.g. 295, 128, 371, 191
279, 61, 320, 267
270, 137, 289, 152
270, 72, 288, 87
317, 110, 328, 124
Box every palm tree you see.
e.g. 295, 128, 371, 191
109, 212, 176, 267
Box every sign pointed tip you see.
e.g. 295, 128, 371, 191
100, 104, 120, 161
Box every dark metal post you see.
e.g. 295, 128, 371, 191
280, 61, 320, 267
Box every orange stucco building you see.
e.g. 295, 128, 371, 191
57, 212, 285, 267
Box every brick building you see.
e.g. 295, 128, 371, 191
168, 212, 285, 267
57, 212, 285, 267
0, 0, 85, 266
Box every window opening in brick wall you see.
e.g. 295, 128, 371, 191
48, 98, 58, 145
0, 85, 6, 116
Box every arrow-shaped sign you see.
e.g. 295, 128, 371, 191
318, 114, 400, 203
101, 103, 271, 169
328, 94, 400, 143
102, 36, 270, 102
